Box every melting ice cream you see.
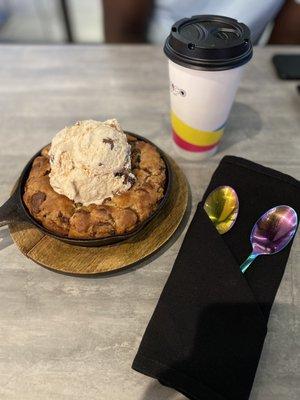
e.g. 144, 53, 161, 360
49, 119, 135, 205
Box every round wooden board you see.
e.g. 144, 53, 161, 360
9, 157, 188, 275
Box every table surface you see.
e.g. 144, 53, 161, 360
0, 45, 299, 400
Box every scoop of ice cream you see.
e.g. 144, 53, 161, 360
49, 119, 135, 206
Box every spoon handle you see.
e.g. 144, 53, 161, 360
240, 252, 258, 274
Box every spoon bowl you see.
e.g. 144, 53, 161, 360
251, 205, 298, 255
240, 205, 298, 273
204, 185, 239, 234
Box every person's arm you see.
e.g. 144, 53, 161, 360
269, 0, 300, 44
102, 0, 154, 43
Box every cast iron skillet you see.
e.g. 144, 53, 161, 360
0, 132, 172, 247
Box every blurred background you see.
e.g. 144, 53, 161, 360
0, 0, 299, 45
0, 0, 103, 43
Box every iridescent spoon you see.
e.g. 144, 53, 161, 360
204, 186, 239, 234
240, 205, 298, 273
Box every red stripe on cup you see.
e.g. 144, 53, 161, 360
173, 130, 219, 153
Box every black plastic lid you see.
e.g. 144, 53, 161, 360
164, 15, 253, 71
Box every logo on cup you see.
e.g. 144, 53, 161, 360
170, 82, 186, 97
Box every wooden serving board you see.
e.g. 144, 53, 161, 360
9, 157, 188, 275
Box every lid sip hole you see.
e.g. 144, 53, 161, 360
188, 43, 195, 50
215, 31, 229, 40
213, 28, 241, 40
172, 26, 177, 32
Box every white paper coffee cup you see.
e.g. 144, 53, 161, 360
164, 15, 253, 160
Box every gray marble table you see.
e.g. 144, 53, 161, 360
0, 45, 299, 400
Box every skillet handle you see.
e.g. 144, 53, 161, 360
0, 191, 22, 228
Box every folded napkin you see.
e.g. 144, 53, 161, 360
132, 156, 300, 400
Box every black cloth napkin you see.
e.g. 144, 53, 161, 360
132, 156, 300, 400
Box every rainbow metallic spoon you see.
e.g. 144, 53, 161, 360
204, 186, 239, 234
240, 205, 298, 273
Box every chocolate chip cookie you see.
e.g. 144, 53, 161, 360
23, 136, 166, 239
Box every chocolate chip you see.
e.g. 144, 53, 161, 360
127, 175, 136, 185
103, 138, 114, 150
58, 212, 69, 224
131, 148, 141, 165
31, 191, 46, 213
115, 171, 123, 178
124, 174, 136, 185
98, 162, 103, 166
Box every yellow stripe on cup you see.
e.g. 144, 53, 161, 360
171, 112, 224, 147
